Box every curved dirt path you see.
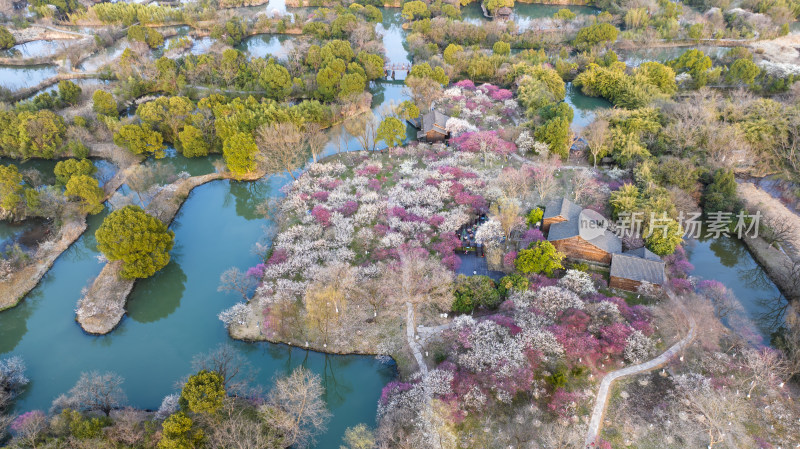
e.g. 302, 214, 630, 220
406, 302, 428, 375
584, 292, 696, 447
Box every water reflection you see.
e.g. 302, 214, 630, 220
460, 2, 597, 29
0, 81, 406, 448
708, 234, 746, 267
566, 82, 611, 130
227, 180, 272, 220
377, 8, 410, 66
235, 34, 294, 59
2, 40, 64, 59
127, 260, 188, 323
686, 234, 789, 342
0, 65, 58, 90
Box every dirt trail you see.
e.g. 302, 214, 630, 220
738, 182, 800, 261
584, 291, 696, 447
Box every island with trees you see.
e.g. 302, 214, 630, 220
1, 0, 800, 447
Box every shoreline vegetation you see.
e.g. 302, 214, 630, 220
76, 169, 264, 335
2, 0, 800, 446
0, 154, 132, 312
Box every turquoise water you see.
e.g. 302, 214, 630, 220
0, 180, 395, 447
0, 82, 411, 447
378, 8, 410, 67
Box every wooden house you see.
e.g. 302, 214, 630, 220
542, 198, 582, 232
609, 248, 667, 291
544, 198, 622, 265
415, 110, 450, 142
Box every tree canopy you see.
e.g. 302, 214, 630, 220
515, 240, 564, 276
95, 205, 175, 279
180, 370, 225, 414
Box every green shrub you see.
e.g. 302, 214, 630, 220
526, 207, 544, 226
573, 23, 619, 50
497, 273, 529, 297
515, 241, 564, 276
451, 274, 501, 313
0, 26, 15, 50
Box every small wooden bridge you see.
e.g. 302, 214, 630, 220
384, 62, 411, 79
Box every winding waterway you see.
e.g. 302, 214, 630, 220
0, 77, 409, 449
1, 4, 790, 447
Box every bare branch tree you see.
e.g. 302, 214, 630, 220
191, 343, 259, 396
379, 250, 453, 329
126, 162, 178, 207
260, 367, 331, 448
256, 122, 306, 180
208, 398, 280, 449
218, 267, 257, 300
304, 122, 328, 164
583, 118, 608, 168
760, 214, 798, 247
344, 114, 380, 153
51, 371, 127, 416
530, 158, 561, 205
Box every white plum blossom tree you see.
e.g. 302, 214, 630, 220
624, 330, 655, 363
558, 269, 596, 296
219, 303, 250, 329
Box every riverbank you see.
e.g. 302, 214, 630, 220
10, 25, 89, 44
0, 218, 86, 311
0, 152, 131, 312
76, 170, 265, 335
740, 233, 798, 302
4, 72, 105, 102
736, 182, 800, 302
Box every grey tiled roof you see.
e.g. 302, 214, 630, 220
623, 247, 662, 261
543, 198, 582, 221
587, 230, 622, 254
420, 110, 450, 134
545, 198, 622, 253
611, 253, 667, 285
547, 219, 579, 241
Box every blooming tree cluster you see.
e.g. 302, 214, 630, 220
436, 82, 522, 133
378, 276, 657, 445
226, 144, 498, 346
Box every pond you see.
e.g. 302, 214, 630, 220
685, 233, 789, 345
0, 64, 58, 91
235, 34, 295, 59
461, 2, 597, 29
0, 81, 410, 448
2, 40, 64, 59
616, 45, 731, 66
565, 81, 611, 131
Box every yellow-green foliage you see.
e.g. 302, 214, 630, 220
574, 62, 675, 108
180, 370, 225, 414
95, 205, 175, 279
